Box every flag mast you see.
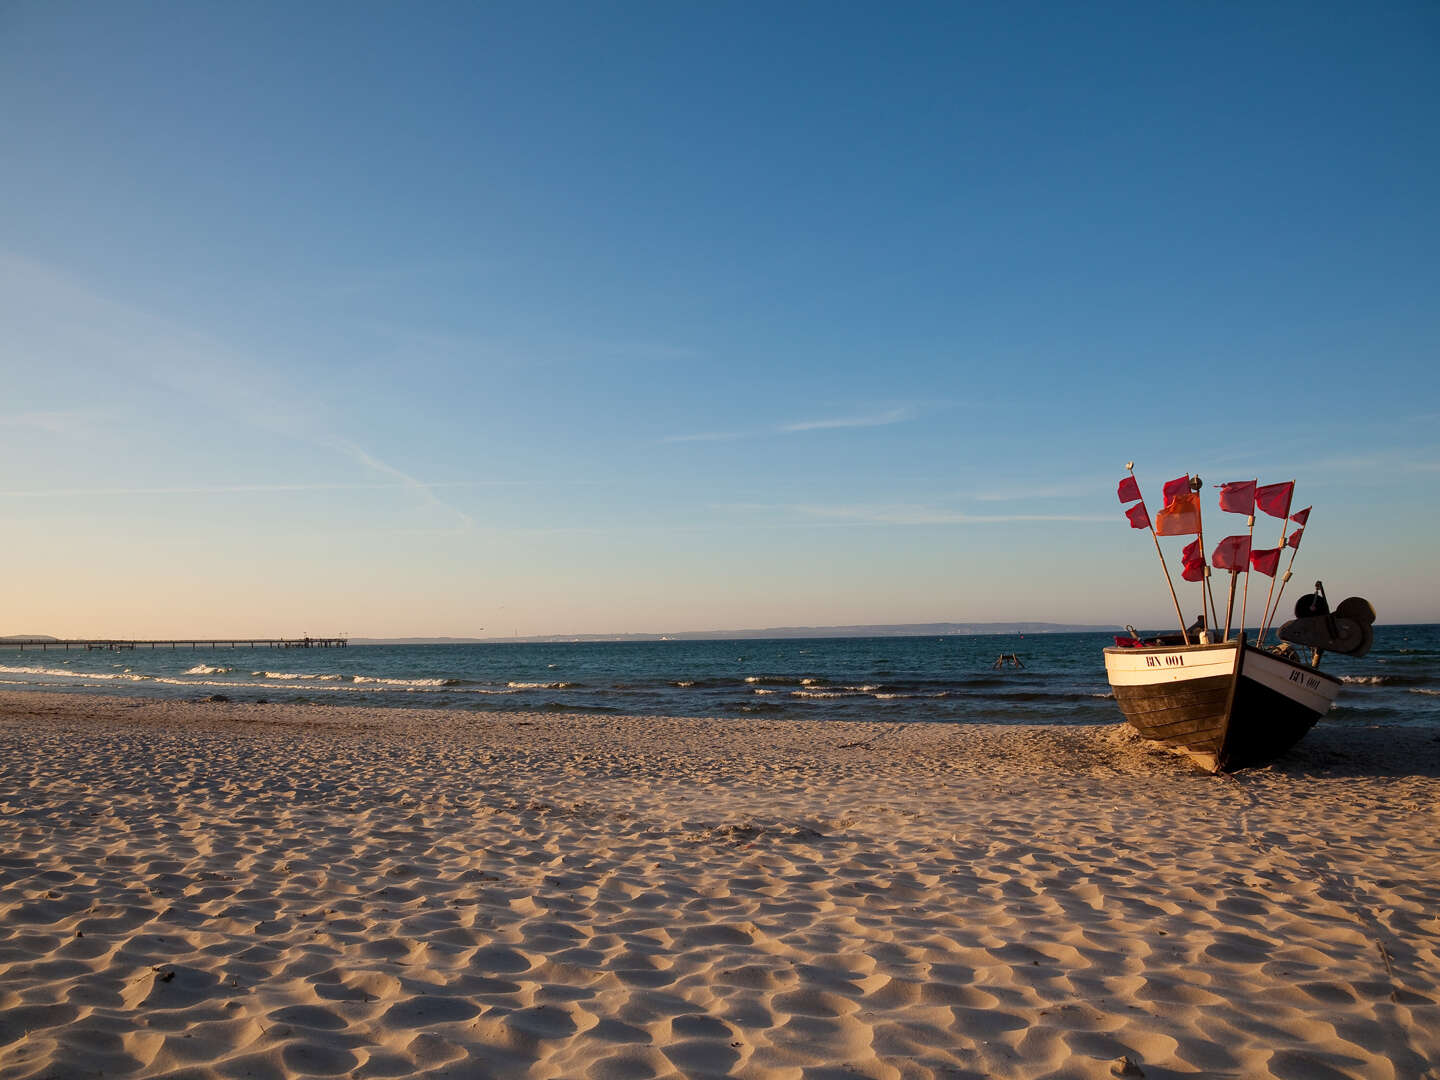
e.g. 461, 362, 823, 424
1129, 463, 1190, 644
1260, 510, 1308, 645
1191, 474, 1219, 640
1222, 566, 1239, 641
1255, 480, 1296, 646
1239, 477, 1257, 635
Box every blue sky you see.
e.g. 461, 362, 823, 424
2, 1, 1437, 636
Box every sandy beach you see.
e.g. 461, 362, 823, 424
0, 690, 1436, 1080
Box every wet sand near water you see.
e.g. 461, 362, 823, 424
1, 690, 1437, 1079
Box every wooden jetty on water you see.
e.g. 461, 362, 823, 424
1, 637, 347, 652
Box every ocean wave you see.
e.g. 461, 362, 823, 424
184, 664, 233, 675
352, 676, 457, 687
1341, 675, 1388, 684
744, 675, 799, 686
751, 688, 777, 695
1410, 688, 1440, 696
507, 681, 580, 690
253, 671, 343, 681
0, 664, 147, 681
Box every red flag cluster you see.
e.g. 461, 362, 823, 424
1119, 470, 1314, 577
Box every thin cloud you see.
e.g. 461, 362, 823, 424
660, 431, 746, 444
0, 481, 506, 499
730, 502, 1111, 525
663, 407, 912, 444
0, 410, 105, 436
326, 438, 476, 529
778, 408, 908, 433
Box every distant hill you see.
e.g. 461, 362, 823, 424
0, 635, 59, 642
349, 636, 491, 645
354, 622, 1116, 645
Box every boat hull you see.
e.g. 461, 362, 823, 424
1103, 639, 1342, 772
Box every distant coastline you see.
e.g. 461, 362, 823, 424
352, 622, 1118, 645
5, 623, 1119, 648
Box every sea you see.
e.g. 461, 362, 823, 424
2, 625, 1437, 729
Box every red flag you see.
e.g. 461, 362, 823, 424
1250, 547, 1282, 577
1287, 527, 1303, 550
1212, 534, 1252, 570
1180, 539, 1206, 581
1117, 476, 1141, 503
1162, 475, 1191, 507
1125, 502, 1151, 530
1255, 481, 1294, 519
1154, 492, 1201, 535
1290, 506, 1311, 526
1217, 480, 1256, 515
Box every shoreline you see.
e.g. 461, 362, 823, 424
2, 691, 1437, 1078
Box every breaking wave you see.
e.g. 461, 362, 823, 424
0, 664, 146, 681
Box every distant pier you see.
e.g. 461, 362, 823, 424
1, 637, 348, 652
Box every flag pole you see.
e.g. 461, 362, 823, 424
1130, 463, 1189, 644
1261, 513, 1308, 645
1255, 480, 1295, 647
1239, 478, 1256, 635
1263, 543, 1303, 644
1191, 474, 1218, 640
1223, 569, 1238, 642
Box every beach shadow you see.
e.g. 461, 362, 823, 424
1261, 721, 1440, 779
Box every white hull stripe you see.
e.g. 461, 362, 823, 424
1242, 649, 1341, 714
1104, 645, 1238, 687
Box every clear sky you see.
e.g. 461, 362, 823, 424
3, 1, 1437, 638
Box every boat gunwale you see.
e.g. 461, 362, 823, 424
1238, 642, 1344, 687
1104, 640, 1344, 688
1102, 641, 1238, 657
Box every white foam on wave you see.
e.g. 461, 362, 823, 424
1341, 675, 1387, 684
253, 671, 343, 681
752, 688, 777, 695
507, 681, 578, 690
0, 664, 146, 681
674, 680, 696, 687
184, 664, 233, 675
1410, 688, 1440, 696
352, 676, 453, 687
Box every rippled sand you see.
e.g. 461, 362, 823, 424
1, 690, 1437, 1079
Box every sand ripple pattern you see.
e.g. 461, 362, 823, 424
0, 691, 1438, 1079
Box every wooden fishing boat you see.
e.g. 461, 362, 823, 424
1107, 467, 1373, 772
1104, 634, 1342, 772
